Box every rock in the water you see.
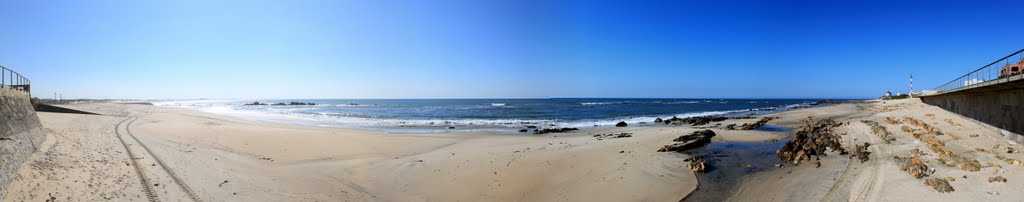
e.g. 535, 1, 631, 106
243, 102, 268, 106
685, 156, 707, 172
924, 178, 955, 193
663, 116, 728, 126
518, 129, 529, 133
654, 118, 663, 123
615, 121, 628, 127
657, 130, 716, 152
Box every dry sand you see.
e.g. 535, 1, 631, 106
5, 98, 1023, 201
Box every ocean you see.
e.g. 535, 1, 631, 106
155, 98, 836, 132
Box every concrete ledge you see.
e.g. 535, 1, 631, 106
0, 88, 46, 200
921, 78, 1024, 143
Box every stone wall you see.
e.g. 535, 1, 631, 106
920, 79, 1024, 143
0, 88, 46, 200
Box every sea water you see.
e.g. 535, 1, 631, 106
155, 98, 832, 132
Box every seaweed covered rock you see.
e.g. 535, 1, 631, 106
862, 120, 895, 144
937, 155, 982, 172
851, 142, 871, 163
777, 118, 846, 165
989, 176, 1007, 183
924, 178, 954, 193
895, 156, 931, 179
657, 130, 716, 152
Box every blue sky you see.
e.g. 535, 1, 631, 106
1, 0, 1022, 99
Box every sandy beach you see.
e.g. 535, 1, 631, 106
4, 98, 1024, 201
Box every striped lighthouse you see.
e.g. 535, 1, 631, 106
909, 74, 913, 98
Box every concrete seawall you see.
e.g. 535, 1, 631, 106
920, 78, 1024, 143
0, 88, 46, 200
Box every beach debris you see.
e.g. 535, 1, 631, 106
937, 155, 982, 172
884, 117, 902, 125
594, 133, 633, 140
862, 120, 895, 144
995, 155, 1024, 166
685, 156, 707, 172
989, 176, 1008, 183
533, 127, 579, 135
662, 116, 728, 126
851, 142, 871, 163
738, 117, 776, 130
895, 156, 931, 178
725, 124, 737, 130
654, 118, 663, 123
777, 118, 846, 165
219, 180, 229, 187
658, 130, 716, 152
924, 178, 954, 193
925, 113, 935, 118
1007, 147, 1016, 154
970, 134, 979, 138
616, 121, 628, 127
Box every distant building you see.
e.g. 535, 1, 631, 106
1000, 60, 1023, 78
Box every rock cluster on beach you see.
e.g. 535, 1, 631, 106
657, 130, 716, 152
777, 118, 847, 165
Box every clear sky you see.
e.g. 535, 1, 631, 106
2, 0, 1023, 99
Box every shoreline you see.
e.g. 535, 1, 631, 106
149, 98, 841, 133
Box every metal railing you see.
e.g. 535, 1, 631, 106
1, 65, 31, 93
933, 48, 1024, 93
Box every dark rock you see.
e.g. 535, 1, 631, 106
448, 126, 455, 129
663, 116, 728, 126
739, 117, 776, 130
271, 102, 287, 106
615, 121, 628, 127
243, 102, 268, 106
518, 129, 528, 133
657, 130, 716, 152
594, 133, 633, 140
654, 118, 663, 123
288, 102, 316, 105
525, 125, 537, 129
534, 127, 579, 135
